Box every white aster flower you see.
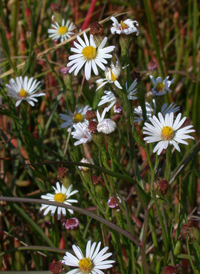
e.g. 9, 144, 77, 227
110, 16, 139, 36
67, 32, 115, 80
150, 75, 175, 96
40, 182, 78, 219
72, 123, 92, 146
62, 240, 115, 274
143, 112, 195, 155
6, 76, 45, 107
97, 110, 116, 134
126, 79, 137, 100
134, 100, 180, 122
48, 19, 76, 42
96, 61, 122, 91
59, 105, 91, 132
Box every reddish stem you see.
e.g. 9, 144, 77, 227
81, 0, 98, 31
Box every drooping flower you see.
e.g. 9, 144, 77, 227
67, 32, 115, 80
143, 112, 195, 155
59, 105, 91, 132
6, 76, 45, 107
110, 16, 139, 36
96, 61, 122, 91
48, 19, 76, 42
97, 110, 117, 134
71, 123, 92, 146
62, 240, 115, 274
63, 217, 79, 230
40, 182, 78, 219
98, 91, 116, 112
126, 79, 137, 100
107, 196, 121, 210
150, 75, 175, 96
134, 100, 180, 122
78, 158, 91, 171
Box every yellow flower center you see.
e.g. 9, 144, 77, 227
82, 46, 97, 60
78, 257, 93, 274
155, 82, 165, 92
106, 70, 117, 81
58, 26, 68, 36
18, 88, 28, 98
54, 193, 66, 203
161, 126, 174, 140
74, 113, 84, 123
120, 21, 129, 29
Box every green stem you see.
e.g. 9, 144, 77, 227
165, 148, 171, 181
140, 209, 150, 274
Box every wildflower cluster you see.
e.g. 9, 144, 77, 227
2, 6, 198, 274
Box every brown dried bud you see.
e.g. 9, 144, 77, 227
131, 71, 142, 82
164, 265, 179, 274
158, 179, 169, 195
90, 22, 104, 36
57, 167, 68, 180
92, 175, 103, 185
50, 3, 60, 12
49, 261, 64, 274
85, 110, 96, 121
147, 59, 158, 72
88, 121, 98, 133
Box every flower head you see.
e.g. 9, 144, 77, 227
62, 240, 115, 274
6, 76, 45, 107
63, 217, 79, 230
67, 32, 115, 80
150, 75, 175, 96
71, 123, 92, 146
97, 110, 117, 134
78, 158, 91, 171
143, 112, 195, 155
96, 61, 122, 91
110, 16, 139, 36
134, 100, 180, 122
59, 105, 91, 132
107, 196, 121, 209
48, 19, 76, 42
40, 182, 78, 219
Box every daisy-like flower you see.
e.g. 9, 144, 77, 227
67, 32, 115, 81
150, 75, 175, 96
6, 76, 45, 107
48, 19, 76, 42
59, 105, 91, 132
40, 182, 78, 219
143, 112, 195, 155
126, 79, 137, 100
62, 240, 115, 274
107, 196, 121, 211
110, 16, 139, 36
134, 100, 180, 123
96, 61, 122, 91
71, 123, 92, 146
97, 109, 117, 134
